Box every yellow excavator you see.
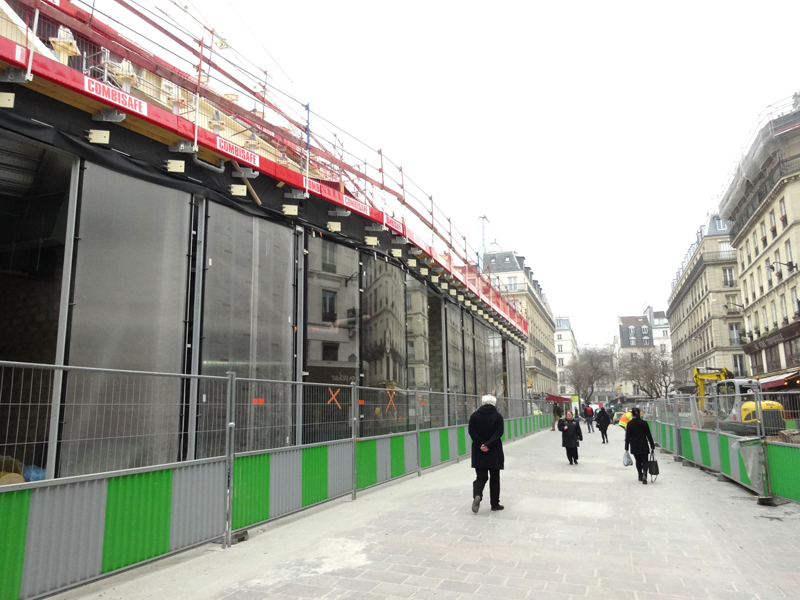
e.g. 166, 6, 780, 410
693, 367, 735, 409
692, 367, 785, 435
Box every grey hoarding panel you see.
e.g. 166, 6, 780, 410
707, 432, 721, 472
170, 459, 226, 551
448, 427, 458, 460
403, 433, 418, 475
376, 437, 390, 483
63, 162, 190, 476
21, 479, 107, 598
270, 448, 302, 519
327, 441, 353, 498
430, 430, 441, 466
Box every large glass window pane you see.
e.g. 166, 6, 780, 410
489, 328, 505, 397
201, 209, 295, 454
360, 256, 407, 436
474, 319, 490, 396
62, 163, 190, 476
305, 237, 359, 442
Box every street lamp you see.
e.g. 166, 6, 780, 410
723, 302, 745, 311
766, 261, 795, 273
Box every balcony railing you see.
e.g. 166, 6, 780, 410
730, 153, 800, 240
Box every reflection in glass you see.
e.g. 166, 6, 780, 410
360, 256, 407, 436
305, 237, 359, 442
474, 319, 490, 396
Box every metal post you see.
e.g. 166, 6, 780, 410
46, 158, 80, 480
294, 227, 305, 445
25, 8, 39, 82
414, 388, 421, 477
224, 371, 237, 548
187, 197, 206, 461
351, 380, 358, 499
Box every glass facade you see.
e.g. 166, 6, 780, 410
201, 208, 295, 453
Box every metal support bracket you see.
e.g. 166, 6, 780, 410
92, 109, 126, 122
232, 168, 259, 179
169, 140, 195, 153
0, 67, 28, 83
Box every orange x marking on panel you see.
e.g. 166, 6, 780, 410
327, 387, 342, 410
418, 393, 426, 406
385, 390, 398, 414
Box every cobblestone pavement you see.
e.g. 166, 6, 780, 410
56, 424, 800, 600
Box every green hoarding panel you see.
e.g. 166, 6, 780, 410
738, 451, 752, 487
102, 469, 172, 574
0, 489, 30, 600
302, 446, 329, 507
668, 425, 674, 452
681, 430, 694, 462
390, 436, 406, 478
787, 419, 798, 429
439, 429, 450, 462
232, 453, 270, 530
419, 431, 431, 468
767, 444, 800, 502
719, 435, 731, 475
698, 431, 711, 467
356, 439, 377, 489
514, 419, 519, 437
458, 426, 467, 456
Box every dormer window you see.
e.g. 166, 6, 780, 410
628, 326, 635, 336
642, 326, 649, 334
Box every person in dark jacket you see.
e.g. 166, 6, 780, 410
595, 407, 611, 444
558, 410, 583, 465
469, 394, 505, 513
624, 407, 655, 484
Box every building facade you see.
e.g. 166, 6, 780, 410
667, 216, 744, 389
616, 308, 671, 397
555, 317, 579, 396
719, 95, 800, 382
484, 249, 558, 398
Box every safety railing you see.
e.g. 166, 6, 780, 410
650, 393, 800, 506
0, 359, 550, 600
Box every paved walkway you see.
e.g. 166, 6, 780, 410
56, 424, 800, 600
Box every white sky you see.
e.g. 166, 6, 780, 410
175, 0, 799, 345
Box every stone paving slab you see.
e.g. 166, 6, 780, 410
54, 425, 800, 600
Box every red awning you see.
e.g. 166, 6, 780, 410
759, 371, 800, 390
545, 393, 571, 403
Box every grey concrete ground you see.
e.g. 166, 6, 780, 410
55, 424, 800, 600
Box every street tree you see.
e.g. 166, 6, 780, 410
617, 347, 674, 398
564, 347, 615, 405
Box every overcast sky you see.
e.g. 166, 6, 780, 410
176, 0, 799, 345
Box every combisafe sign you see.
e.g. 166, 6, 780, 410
84, 77, 148, 116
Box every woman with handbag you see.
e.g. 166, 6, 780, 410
624, 407, 655, 484
558, 410, 583, 465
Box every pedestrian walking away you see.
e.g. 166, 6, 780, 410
583, 404, 595, 432
558, 410, 583, 465
469, 394, 505, 512
624, 407, 655, 484
551, 402, 562, 431
595, 406, 611, 443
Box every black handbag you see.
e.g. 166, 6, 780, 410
647, 451, 659, 482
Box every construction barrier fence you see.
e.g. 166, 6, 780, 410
0, 360, 552, 600
651, 393, 800, 501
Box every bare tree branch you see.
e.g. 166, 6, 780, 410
564, 348, 615, 403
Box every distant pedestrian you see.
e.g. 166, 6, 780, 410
596, 407, 611, 443
551, 402, 562, 431
469, 394, 505, 513
558, 410, 583, 465
624, 407, 655, 485
583, 404, 595, 432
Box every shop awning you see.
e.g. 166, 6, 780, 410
545, 393, 571, 403
758, 371, 800, 390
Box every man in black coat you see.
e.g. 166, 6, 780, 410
469, 394, 505, 513
558, 410, 583, 465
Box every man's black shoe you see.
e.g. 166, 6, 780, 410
491, 504, 504, 511
472, 495, 481, 513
